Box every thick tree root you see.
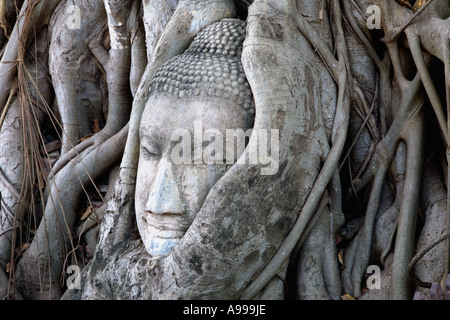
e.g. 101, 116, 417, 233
390, 109, 425, 299
15, 124, 127, 299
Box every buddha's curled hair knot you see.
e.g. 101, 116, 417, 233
149, 19, 254, 115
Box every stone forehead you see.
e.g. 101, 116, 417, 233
148, 19, 254, 115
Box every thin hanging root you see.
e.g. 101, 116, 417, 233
349, 164, 387, 297
0, 79, 17, 129
353, 73, 423, 193
0, 168, 20, 200
0, 266, 22, 300
407, 32, 448, 146
390, 109, 425, 300
0, 0, 60, 112
340, 80, 380, 171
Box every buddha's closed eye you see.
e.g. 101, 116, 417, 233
141, 136, 161, 160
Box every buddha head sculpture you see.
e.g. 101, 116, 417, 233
135, 19, 255, 257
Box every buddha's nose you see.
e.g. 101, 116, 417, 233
145, 157, 184, 214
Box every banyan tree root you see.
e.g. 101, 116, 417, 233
412, 157, 449, 299
48, 0, 108, 155
0, 0, 60, 115
240, 0, 349, 300
339, 0, 449, 299
0, 99, 22, 272
12, 0, 139, 299
0, 19, 53, 298
14, 124, 128, 300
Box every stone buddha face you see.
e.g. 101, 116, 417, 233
135, 19, 254, 257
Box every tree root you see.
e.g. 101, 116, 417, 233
380, 0, 435, 43
348, 164, 387, 297
352, 70, 424, 193
241, 0, 350, 299
0, 0, 60, 113
390, 108, 425, 299
0, 266, 22, 300
408, 32, 448, 145
15, 124, 128, 299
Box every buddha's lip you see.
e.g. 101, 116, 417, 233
142, 212, 189, 235
145, 210, 184, 216
156, 230, 183, 239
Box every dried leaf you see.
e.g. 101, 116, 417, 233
80, 133, 94, 142
21, 243, 31, 252
341, 294, 356, 300
81, 206, 93, 221
412, 0, 427, 11
38, 170, 45, 189
338, 250, 345, 266
93, 119, 101, 133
